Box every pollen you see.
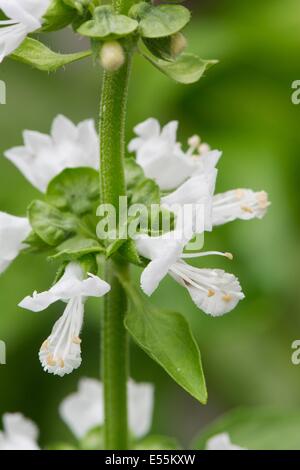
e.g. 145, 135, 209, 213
58, 358, 65, 368
241, 205, 254, 214
208, 289, 215, 297
222, 294, 233, 302
46, 354, 57, 367
72, 336, 82, 345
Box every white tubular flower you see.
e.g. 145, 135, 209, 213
0, 413, 40, 450
19, 262, 111, 377
0, 212, 31, 274
212, 189, 270, 226
128, 118, 222, 191
161, 172, 217, 232
59, 378, 154, 440
135, 232, 244, 317
206, 432, 246, 450
4, 115, 99, 192
0, 0, 51, 62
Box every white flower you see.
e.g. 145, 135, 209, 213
135, 230, 244, 317
19, 262, 110, 377
0, 212, 31, 274
59, 378, 154, 440
129, 118, 270, 226
0, 0, 51, 62
59, 378, 104, 440
0, 413, 39, 450
4, 114, 99, 192
212, 189, 270, 226
161, 172, 217, 233
128, 118, 221, 191
206, 432, 246, 450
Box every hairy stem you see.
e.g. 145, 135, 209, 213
99, 5, 133, 449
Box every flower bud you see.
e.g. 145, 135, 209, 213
170, 33, 188, 58
100, 41, 125, 72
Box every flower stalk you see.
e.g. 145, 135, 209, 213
99, 0, 134, 450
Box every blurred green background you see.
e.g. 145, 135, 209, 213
0, 0, 300, 448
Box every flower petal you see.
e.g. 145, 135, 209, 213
0, 413, 40, 450
162, 173, 217, 232
4, 115, 99, 192
128, 380, 154, 438
171, 262, 245, 316
212, 189, 270, 226
39, 297, 84, 377
206, 432, 245, 450
0, 23, 28, 62
19, 262, 110, 312
0, 212, 31, 274
59, 378, 104, 439
136, 235, 184, 296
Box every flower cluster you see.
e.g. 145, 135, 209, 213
0, 115, 269, 377
130, 118, 270, 316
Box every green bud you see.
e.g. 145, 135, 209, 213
100, 41, 125, 72
170, 32, 187, 58
143, 33, 187, 62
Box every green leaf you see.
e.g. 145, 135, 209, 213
134, 435, 181, 450
10, 38, 91, 72
144, 50, 218, 85
118, 239, 142, 266
23, 230, 51, 253
28, 200, 78, 246
143, 36, 177, 62
121, 280, 207, 404
49, 235, 104, 262
42, 0, 76, 31
63, 0, 88, 15
46, 168, 99, 215
130, 3, 191, 38
131, 179, 160, 206
125, 157, 145, 193
77, 5, 138, 39
192, 408, 300, 450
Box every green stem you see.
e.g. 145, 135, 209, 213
99, 2, 133, 449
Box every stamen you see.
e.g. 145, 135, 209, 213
46, 354, 57, 367
72, 336, 82, 345
222, 294, 233, 302
58, 358, 65, 368
182, 250, 233, 260
208, 289, 215, 297
241, 206, 254, 214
